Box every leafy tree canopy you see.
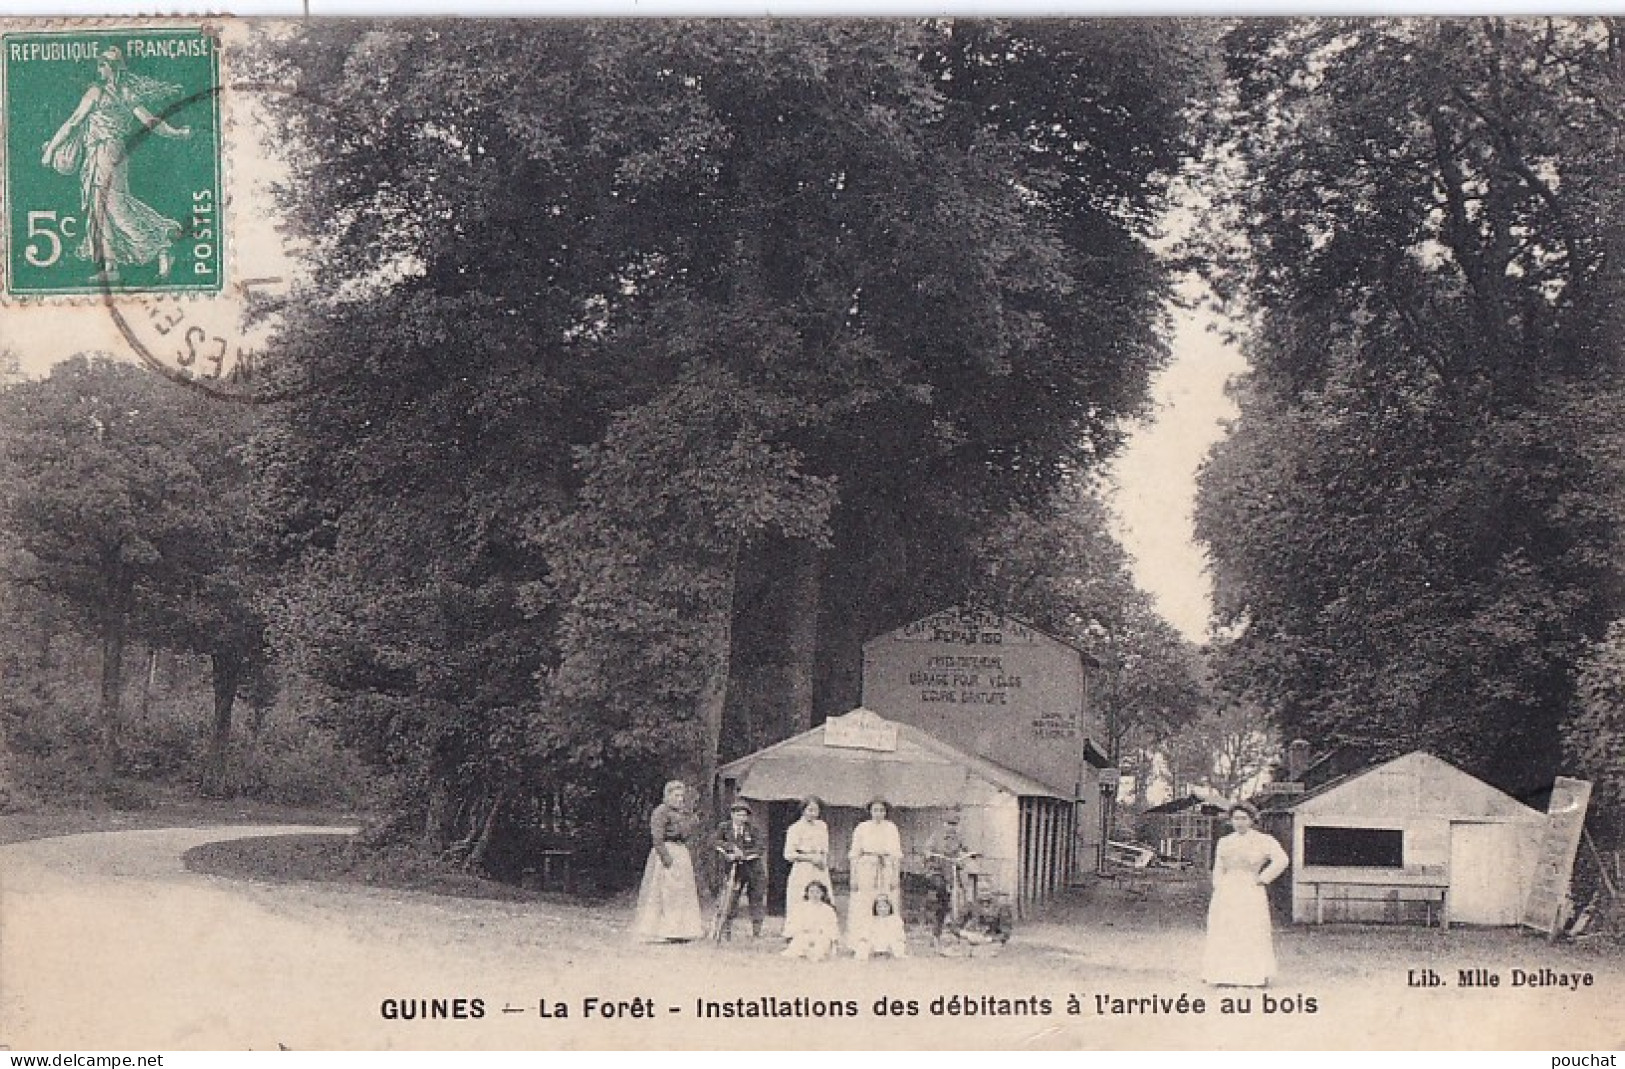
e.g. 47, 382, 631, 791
1195, 18, 1625, 794
249, 19, 1207, 867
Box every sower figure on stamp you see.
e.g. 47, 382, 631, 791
924, 809, 978, 944
712, 799, 768, 940
40, 48, 192, 284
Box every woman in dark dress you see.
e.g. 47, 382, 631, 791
630, 780, 704, 942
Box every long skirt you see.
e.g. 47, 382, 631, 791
784, 860, 832, 935
846, 855, 900, 944
1202, 873, 1277, 986
78, 138, 181, 269
630, 844, 704, 943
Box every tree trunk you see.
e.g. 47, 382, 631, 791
782, 539, 821, 734
423, 777, 457, 848
204, 650, 243, 795
247, 701, 271, 740
96, 610, 126, 781
35, 614, 54, 670
140, 646, 158, 717
694, 549, 741, 823
465, 792, 504, 873
0, 703, 22, 811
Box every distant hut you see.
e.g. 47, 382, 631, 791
1144, 794, 1230, 869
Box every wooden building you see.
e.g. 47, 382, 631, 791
1267, 751, 1544, 927
860, 606, 1108, 881
718, 708, 1079, 917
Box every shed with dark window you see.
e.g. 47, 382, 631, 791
1268, 751, 1544, 927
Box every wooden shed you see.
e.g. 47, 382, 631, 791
718, 708, 1077, 917
1144, 794, 1230, 869
1270, 752, 1544, 927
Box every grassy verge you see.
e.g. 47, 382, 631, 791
183, 833, 581, 905
0, 793, 366, 846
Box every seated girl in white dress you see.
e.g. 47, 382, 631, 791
781, 880, 841, 961
852, 892, 907, 961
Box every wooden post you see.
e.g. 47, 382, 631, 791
1053, 804, 1062, 896
1582, 829, 1617, 899
1520, 777, 1593, 938
1037, 804, 1051, 906
1020, 800, 1034, 916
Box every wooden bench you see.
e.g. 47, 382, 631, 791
1303, 878, 1450, 929
536, 848, 575, 893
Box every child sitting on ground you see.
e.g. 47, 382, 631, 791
852, 893, 907, 961
939, 891, 1013, 958
781, 881, 840, 961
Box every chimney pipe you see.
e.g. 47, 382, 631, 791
1287, 739, 1312, 782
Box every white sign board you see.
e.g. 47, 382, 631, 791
821, 708, 899, 752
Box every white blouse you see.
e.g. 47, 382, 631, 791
848, 819, 903, 863
785, 818, 829, 864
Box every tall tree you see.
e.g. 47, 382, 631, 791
0, 356, 258, 780
1566, 621, 1625, 843
1160, 698, 1280, 801
537, 367, 835, 816
252, 20, 1202, 867
970, 476, 1209, 762
1195, 18, 1625, 794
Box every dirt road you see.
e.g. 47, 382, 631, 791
1, 827, 1619, 1050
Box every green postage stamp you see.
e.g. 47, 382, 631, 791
3, 28, 223, 297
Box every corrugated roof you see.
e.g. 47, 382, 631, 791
719, 708, 1067, 806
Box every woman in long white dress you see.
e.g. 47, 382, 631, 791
1202, 802, 1289, 986
783, 795, 831, 936
847, 797, 903, 948
630, 780, 705, 943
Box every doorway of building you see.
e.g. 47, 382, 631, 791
767, 799, 799, 916
1448, 821, 1520, 925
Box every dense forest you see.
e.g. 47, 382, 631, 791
3, 18, 1624, 888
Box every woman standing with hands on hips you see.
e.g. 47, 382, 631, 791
630, 780, 705, 943
1202, 801, 1289, 986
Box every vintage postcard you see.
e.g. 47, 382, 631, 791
0, 14, 1621, 1053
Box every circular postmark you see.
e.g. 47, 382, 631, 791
95, 76, 311, 405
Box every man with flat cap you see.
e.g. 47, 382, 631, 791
713, 799, 769, 939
